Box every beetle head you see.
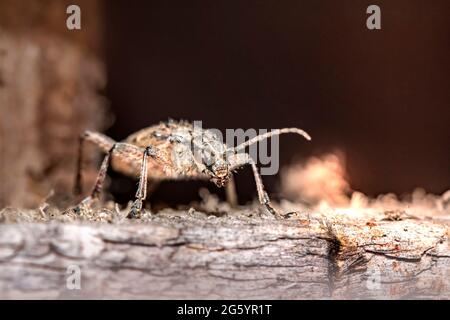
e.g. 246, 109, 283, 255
199, 145, 230, 187
210, 159, 229, 187
192, 129, 230, 187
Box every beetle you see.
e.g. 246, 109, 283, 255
74, 120, 311, 218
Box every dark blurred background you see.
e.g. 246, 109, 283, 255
1, 0, 448, 207
102, 0, 449, 203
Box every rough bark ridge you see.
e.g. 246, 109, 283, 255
0, 207, 448, 299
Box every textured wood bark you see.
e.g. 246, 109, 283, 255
0, 0, 104, 55
0, 208, 448, 299
0, 0, 107, 208
0, 32, 107, 208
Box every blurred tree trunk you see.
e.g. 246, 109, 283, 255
0, 0, 108, 208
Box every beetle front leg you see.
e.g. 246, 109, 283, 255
225, 174, 238, 207
248, 159, 280, 218
229, 153, 280, 218
127, 146, 165, 218
127, 147, 150, 218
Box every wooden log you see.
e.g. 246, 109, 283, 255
0, 0, 106, 208
0, 207, 448, 299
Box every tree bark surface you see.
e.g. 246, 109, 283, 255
0, 208, 448, 299
0, 0, 106, 208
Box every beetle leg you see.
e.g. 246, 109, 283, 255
249, 159, 279, 218
229, 154, 281, 218
74, 130, 116, 195
127, 148, 150, 218
127, 146, 164, 218
73, 144, 116, 214
225, 174, 238, 207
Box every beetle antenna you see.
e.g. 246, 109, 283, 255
231, 128, 311, 152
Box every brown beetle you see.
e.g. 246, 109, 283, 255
75, 120, 311, 218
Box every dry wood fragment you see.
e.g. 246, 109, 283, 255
0, 205, 448, 299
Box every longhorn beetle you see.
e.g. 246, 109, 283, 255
74, 120, 311, 218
